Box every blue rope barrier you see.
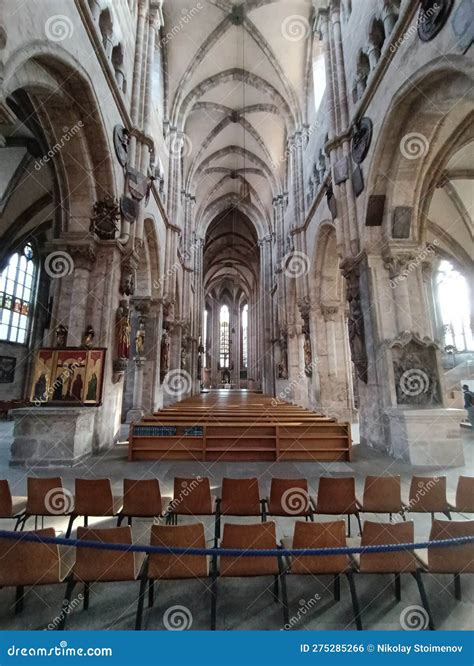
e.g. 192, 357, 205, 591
0, 529, 472, 557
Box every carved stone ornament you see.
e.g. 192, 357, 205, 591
113, 125, 129, 168
55, 324, 68, 348
90, 197, 120, 240
326, 183, 337, 219
346, 271, 368, 383
333, 157, 349, 185
352, 165, 364, 197
451, 0, 474, 52
116, 300, 131, 360
120, 195, 139, 223
119, 263, 135, 296
351, 117, 373, 164
391, 332, 442, 406
127, 166, 150, 201
418, 0, 454, 42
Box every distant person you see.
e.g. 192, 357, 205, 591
463, 385, 474, 429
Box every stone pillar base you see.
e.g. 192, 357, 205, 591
126, 408, 145, 423
10, 407, 97, 467
385, 407, 465, 467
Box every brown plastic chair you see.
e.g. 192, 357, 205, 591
21, 477, 74, 530
135, 522, 210, 630
449, 477, 474, 514
359, 476, 405, 521
0, 480, 27, 531
418, 519, 474, 601
266, 478, 313, 520
212, 521, 288, 629
60, 526, 145, 629
313, 477, 362, 536
0, 528, 74, 614
65, 479, 122, 537
282, 520, 361, 629
355, 520, 433, 630
215, 478, 265, 545
407, 476, 451, 519
166, 477, 216, 525
117, 479, 170, 526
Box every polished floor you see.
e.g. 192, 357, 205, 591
0, 401, 473, 632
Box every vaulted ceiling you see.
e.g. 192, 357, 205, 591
163, 0, 317, 237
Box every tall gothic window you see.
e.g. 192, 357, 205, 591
203, 308, 208, 368
436, 259, 473, 351
0, 243, 36, 343
241, 303, 248, 368
312, 44, 326, 112
219, 304, 230, 368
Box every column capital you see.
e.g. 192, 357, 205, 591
321, 304, 340, 321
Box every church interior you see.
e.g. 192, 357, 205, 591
0, 0, 473, 634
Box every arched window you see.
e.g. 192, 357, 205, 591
436, 259, 473, 351
0, 243, 36, 343
241, 303, 248, 368
219, 304, 230, 368
312, 43, 326, 112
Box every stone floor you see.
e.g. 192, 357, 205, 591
0, 421, 473, 632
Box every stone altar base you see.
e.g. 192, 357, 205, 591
385, 407, 465, 467
10, 407, 97, 467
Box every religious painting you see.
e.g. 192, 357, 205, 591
51, 350, 87, 403
0, 356, 16, 383
29, 348, 106, 405
83, 349, 105, 404
30, 349, 55, 402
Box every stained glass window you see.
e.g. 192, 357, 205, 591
219, 305, 230, 368
242, 304, 248, 368
0, 244, 36, 343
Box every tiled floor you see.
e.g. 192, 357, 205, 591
0, 420, 473, 631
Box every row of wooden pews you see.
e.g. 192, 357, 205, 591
128, 393, 352, 462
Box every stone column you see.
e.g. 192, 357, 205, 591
259, 235, 275, 396
66, 243, 96, 346
386, 256, 413, 333
322, 305, 339, 378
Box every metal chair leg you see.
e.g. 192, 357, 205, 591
334, 574, 341, 601
346, 571, 362, 630
135, 575, 148, 631
84, 516, 88, 527
15, 585, 24, 614
210, 575, 218, 630
454, 573, 461, 600
148, 579, 154, 608
280, 572, 289, 627
413, 571, 434, 630
355, 512, 362, 535
213, 510, 221, 548
83, 582, 90, 610
59, 579, 77, 630
443, 510, 452, 520
65, 515, 76, 538
116, 514, 124, 527
128, 517, 132, 526
272, 575, 279, 602
347, 514, 351, 537
394, 573, 401, 601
